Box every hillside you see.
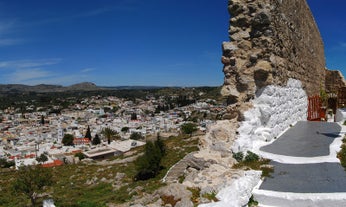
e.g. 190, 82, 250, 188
0, 82, 100, 93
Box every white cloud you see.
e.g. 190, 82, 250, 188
0, 58, 96, 85
0, 20, 16, 34
6, 68, 53, 83
0, 58, 62, 69
81, 68, 95, 73
0, 20, 24, 47
0, 38, 23, 46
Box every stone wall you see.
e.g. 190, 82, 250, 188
219, 0, 340, 152
221, 0, 325, 101
325, 70, 346, 93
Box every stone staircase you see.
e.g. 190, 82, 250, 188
253, 121, 346, 207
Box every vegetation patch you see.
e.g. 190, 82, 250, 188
233, 151, 273, 178
187, 187, 201, 205
337, 135, 346, 169
202, 191, 219, 202
232, 151, 244, 162
248, 195, 259, 207
161, 195, 181, 207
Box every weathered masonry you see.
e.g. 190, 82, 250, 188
220, 0, 346, 152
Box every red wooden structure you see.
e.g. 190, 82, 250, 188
308, 96, 322, 121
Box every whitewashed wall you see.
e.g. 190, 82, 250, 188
232, 79, 308, 153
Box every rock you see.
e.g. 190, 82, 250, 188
249, 54, 258, 63
157, 183, 193, 207
252, 11, 271, 28
222, 42, 238, 52
115, 172, 126, 181
231, 30, 250, 41
175, 199, 194, 207
220, 85, 239, 97
221, 56, 230, 65
255, 60, 272, 71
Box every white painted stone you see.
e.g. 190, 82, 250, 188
232, 79, 308, 153
335, 108, 346, 123
198, 170, 261, 207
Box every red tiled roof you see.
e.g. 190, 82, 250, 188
73, 138, 91, 145
24, 154, 36, 158
41, 159, 64, 168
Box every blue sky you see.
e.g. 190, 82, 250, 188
0, 0, 344, 86
307, 0, 346, 74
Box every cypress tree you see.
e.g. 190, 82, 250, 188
85, 126, 92, 140
92, 134, 101, 145
40, 115, 45, 125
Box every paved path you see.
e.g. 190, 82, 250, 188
253, 121, 346, 207
260, 121, 341, 157
259, 162, 346, 193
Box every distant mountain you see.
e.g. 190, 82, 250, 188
101, 86, 171, 90
0, 82, 101, 93
66, 82, 99, 91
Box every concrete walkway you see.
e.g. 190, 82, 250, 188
260, 122, 341, 157
253, 121, 346, 207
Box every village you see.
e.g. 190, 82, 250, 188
0, 93, 224, 169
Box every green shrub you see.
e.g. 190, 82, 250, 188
178, 175, 185, 183
202, 191, 218, 202
248, 195, 258, 207
342, 135, 346, 143
244, 151, 259, 163
130, 132, 144, 140
75, 152, 86, 160
338, 145, 346, 168
232, 152, 244, 162
0, 158, 14, 168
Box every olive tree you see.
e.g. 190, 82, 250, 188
12, 165, 53, 206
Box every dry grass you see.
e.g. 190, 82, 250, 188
0, 134, 199, 206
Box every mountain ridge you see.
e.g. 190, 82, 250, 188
0, 82, 99, 93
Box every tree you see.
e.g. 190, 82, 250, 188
130, 132, 144, 140
36, 154, 48, 164
92, 134, 101, 145
85, 126, 92, 140
62, 134, 74, 146
156, 133, 166, 156
40, 115, 45, 125
134, 138, 166, 181
121, 127, 129, 133
12, 165, 53, 207
181, 123, 198, 136
75, 152, 85, 160
0, 158, 14, 168
101, 127, 120, 144
131, 112, 137, 120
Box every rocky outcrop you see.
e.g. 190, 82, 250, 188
157, 184, 194, 207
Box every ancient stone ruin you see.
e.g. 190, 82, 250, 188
220, 0, 346, 152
